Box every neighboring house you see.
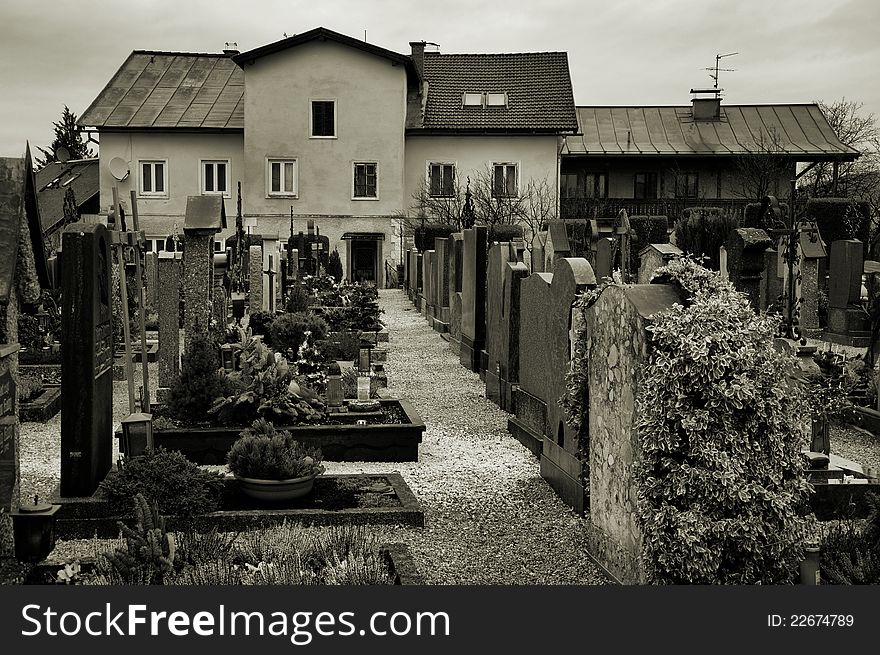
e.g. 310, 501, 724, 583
404, 42, 577, 227
560, 92, 860, 220
78, 27, 577, 283
34, 158, 100, 250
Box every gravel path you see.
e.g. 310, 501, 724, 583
325, 290, 609, 584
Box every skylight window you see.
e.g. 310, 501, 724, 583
486, 92, 507, 107
462, 93, 483, 107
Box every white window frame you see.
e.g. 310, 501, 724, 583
462, 92, 484, 107
352, 161, 379, 200
213, 237, 226, 253
491, 161, 520, 198
137, 159, 168, 198
427, 161, 457, 198
266, 158, 299, 198
486, 92, 508, 107
310, 99, 337, 139
200, 159, 231, 197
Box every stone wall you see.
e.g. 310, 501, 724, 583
586, 283, 682, 584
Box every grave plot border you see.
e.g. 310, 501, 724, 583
52, 472, 424, 539
19, 387, 61, 422
116, 399, 426, 464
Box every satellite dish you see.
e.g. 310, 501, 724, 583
54, 146, 70, 163
108, 157, 130, 181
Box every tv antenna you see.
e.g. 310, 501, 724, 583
705, 52, 738, 89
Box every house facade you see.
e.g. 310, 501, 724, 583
79, 28, 577, 284
559, 94, 859, 220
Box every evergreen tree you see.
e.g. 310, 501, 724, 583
35, 105, 95, 169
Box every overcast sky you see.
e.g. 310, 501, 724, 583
1, 0, 878, 157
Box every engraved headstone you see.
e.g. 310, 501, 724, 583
61, 223, 113, 497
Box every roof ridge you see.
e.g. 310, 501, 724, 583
133, 49, 228, 57
425, 51, 567, 56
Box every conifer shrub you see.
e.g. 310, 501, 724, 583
247, 310, 275, 343
327, 248, 344, 283
285, 283, 311, 314
672, 208, 739, 270
227, 419, 325, 480
165, 332, 228, 420
635, 257, 811, 584
270, 311, 329, 355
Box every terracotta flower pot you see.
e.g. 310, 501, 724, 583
234, 474, 316, 502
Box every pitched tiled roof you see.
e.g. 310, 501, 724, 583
79, 52, 244, 130
413, 52, 578, 133
565, 105, 860, 160
34, 158, 100, 234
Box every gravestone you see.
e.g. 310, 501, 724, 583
60, 223, 113, 497
157, 252, 180, 389
422, 250, 435, 320
447, 234, 464, 354
248, 245, 263, 313
261, 235, 281, 312
594, 237, 614, 280
585, 282, 683, 584
826, 239, 869, 346
531, 232, 547, 273
183, 196, 225, 352
414, 253, 423, 312
0, 151, 48, 541
724, 228, 772, 311
637, 243, 682, 284
499, 258, 530, 412
433, 237, 450, 333
144, 251, 159, 313
511, 258, 596, 513
719, 246, 728, 281
213, 283, 227, 332
459, 226, 488, 372
485, 242, 515, 406
797, 224, 826, 336
760, 247, 783, 312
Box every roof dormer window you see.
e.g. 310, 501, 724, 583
486, 92, 507, 107
462, 93, 483, 107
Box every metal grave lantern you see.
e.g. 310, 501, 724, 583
357, 336, 373, 373
231, 291, 246, 321
11, 495, 60, 562
220, 344, 236, 371
326, 361, 343, 410
120, 412, 154, 457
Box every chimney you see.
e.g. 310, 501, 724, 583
223, 42, 239, 57
690, 88, 721, 121
410, 41, 426, 81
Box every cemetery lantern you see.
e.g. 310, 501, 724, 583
326, 361, 343, 410
220, 344, 236, 372
357, 336, 373, 373
120, 412, 154, 457
11, 495, 60, 562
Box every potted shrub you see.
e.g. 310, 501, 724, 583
227, 419, 325, 502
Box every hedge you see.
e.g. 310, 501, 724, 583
414, 224, 459, 252
629, 215, 669, 275
804, 198, 871, 252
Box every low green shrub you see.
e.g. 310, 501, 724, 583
17, 377, 43, 403
285, 283, 311, 314
98, 494, 176, 585
99, 448, 225, 517
318, 331, 361, 362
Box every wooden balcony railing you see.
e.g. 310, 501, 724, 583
560, 197, 753, 222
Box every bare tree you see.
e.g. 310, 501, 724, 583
802, 99, 880, 199
521, 176, 557, 255
732, 127, 794, 201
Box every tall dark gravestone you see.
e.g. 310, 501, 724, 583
460, 226, 488, 372
61, 223, 113, 497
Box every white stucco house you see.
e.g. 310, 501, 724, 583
78, 27, 579, 285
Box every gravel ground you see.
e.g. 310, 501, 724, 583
18, 291, 880, 583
